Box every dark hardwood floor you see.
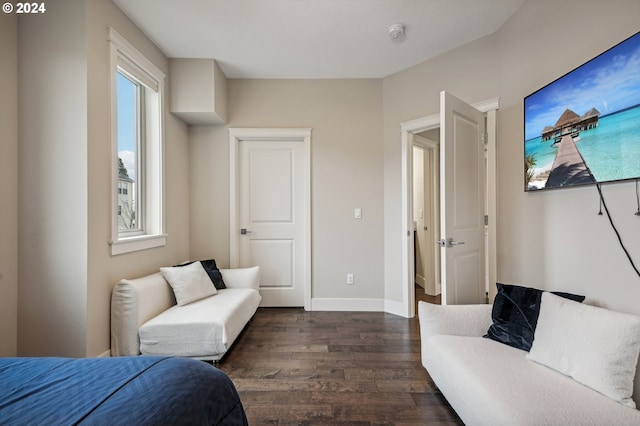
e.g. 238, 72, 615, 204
414, 285, 440, 305
218, 286, 460, 425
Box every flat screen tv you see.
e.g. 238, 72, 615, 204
524, 31, 640, 191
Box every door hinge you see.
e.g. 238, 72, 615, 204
484, 215, 489, 226
482, 132, 488, 144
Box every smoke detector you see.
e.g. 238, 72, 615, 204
388, 23, 405, 40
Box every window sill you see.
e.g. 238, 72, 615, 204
110, 234, 167, 256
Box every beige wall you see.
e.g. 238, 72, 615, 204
189, 124, 231, 265
189, 79, 385, 302
0, 13, 18, 356
383, 0, 640, 314
16, 0, 190, 357
18, 0, 89, 357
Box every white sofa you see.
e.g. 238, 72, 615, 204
418, 299, 640, 426
111, 266, 261, 362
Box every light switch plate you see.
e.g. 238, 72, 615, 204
354, 208, 362, 219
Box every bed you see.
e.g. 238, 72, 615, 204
0, 356, 247, 425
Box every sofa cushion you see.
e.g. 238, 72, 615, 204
527, 292, 640, 408
160, 261, 217, 306
220, 266, 260, 291
424, 335, 640, 425
485, 283, 585, 351
139, 288, 261, 358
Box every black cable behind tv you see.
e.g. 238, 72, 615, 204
596, 182, 640, 279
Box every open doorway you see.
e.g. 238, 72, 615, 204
413, 133, 441, 308
400, 93, 499, 318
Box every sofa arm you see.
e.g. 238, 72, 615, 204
220, 266, 260, 291
111, 272, 175, 356
418, 301, 493, 341
418, 302, 493, 370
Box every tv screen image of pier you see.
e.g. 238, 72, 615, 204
524, 31, 640, 192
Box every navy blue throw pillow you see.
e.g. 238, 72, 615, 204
484, 283, 585, 351
172, 259, 226, 290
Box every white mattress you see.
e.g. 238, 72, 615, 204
139, 288, 260, 358
425, 335, 640, 426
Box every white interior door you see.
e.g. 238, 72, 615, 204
440, 91, 486, 305
231, 131, 310, 307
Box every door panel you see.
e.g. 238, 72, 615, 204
451, 250, 481, 303
440, 91, 486, 305
249, 239, 293, 288
249, 149, 293, 222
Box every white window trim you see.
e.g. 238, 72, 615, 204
108, 28, 166, 255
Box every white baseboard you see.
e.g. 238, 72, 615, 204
98, 349, 112, 358
309, 298, 412, 318
310, 297, 384, 312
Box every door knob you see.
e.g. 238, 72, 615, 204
437, 238, 465, 248
240, 228, 252, 235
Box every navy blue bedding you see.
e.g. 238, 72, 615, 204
0, 356, 247, 425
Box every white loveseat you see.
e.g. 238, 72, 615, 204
418, 297, 640, 426
111, 265, 261, 362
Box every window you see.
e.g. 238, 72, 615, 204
109, 28, 166, 255
116, 73, 139, 231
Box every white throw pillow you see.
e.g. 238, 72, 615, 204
527, 292, 640, 408
160, 261, 217, 306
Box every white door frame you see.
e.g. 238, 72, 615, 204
399, 97, 499, 318
229, 128, 312, 310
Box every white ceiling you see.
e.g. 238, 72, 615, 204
113, 0, 525, 79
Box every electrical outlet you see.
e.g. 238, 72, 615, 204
347, 273, 354, 285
